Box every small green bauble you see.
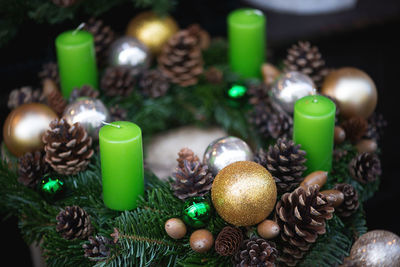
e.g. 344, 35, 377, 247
38, 176, 65, 199
182, 197, 211, 228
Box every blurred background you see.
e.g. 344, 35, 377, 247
1, 0, 400, 265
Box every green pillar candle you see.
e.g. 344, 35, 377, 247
99, 121, 144, 211
228, 8, 266, 78
293, 95, 336, 174
56, 29, 98, 98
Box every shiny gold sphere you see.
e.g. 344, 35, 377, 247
3, 103, 58, 157
321, 67, 377, 119
126, 11, 179, 55
211, 161, 277, 226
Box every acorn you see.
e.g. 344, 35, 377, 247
300, 170, 328, 189
257, 219, 280, 239
356, 139, 377, 154
190, 229, 214, 253
334, 126, 346, 144
320, 189, 344, 208
165, 218, 187, 239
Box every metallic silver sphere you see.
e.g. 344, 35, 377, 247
203, 136, 253, 176
108, 36, 151, 70
63, 97, 110, 140
272, 71, 316, 113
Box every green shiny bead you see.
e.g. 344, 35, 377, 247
182, 197, 211, 228
228, 84, 247, 99
38, 176, 65, 199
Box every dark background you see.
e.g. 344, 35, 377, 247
1, 0, 400, 265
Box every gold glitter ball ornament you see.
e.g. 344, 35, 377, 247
211, 161, 277, 226
126, 11, 179, 55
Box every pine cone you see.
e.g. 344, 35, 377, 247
364, 113, 387, 142
255, 138, 307, 193
69, 85, 100, 102
349, 153, 381, 184
276, 185, 335, 266
43, 119, 94, 175
101, 66, 136, 97
139, 69, 170, 98
8, 86, 45, 109
171, 160, 213, 200
158, 26, 203, 87
109, 105, 128, 122
333, 148, 348, 162
215, 226, 243, 256
83, 235, 113, 261
233, 237, 278, 267
284, 41, 328, 88
84, 18, 115, 66
38, 62, 59, 85
333, 183, 359, 217
204, 67, 223, 85
18, 151, 49, 189
45, 88, 67, 116
187, 24, 210, 50
56, 206, 93, 240
248, 83, 270, 106
176, 148, 200, 169
341, 117, 368, 143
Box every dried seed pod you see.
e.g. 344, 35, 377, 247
334, 126, 346, 144
300, 170, 328, 189
257, 219, 280, 239
356, 139, 377, 154
320, 189, 344, 208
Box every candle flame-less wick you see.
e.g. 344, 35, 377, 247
72, 23, 85, 35
101, 121, 121, 128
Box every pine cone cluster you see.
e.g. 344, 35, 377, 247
18, 151, 49, 189
255, 138, 307, 193
341, 117, 368, 143
43, 119, 94, 175
38, 62, 59, 85
83, 235, 113, 261
349, 152, 381, 184
333, 183, 359, 217
56, 206, 93, 240
139, 69, 170, 98
69, 85, 99, 102
8, 86, 45, 109
215, 226, 243, 256
276, 185, 335, 266
233, 237, 278, 267
101, 66, 136, 97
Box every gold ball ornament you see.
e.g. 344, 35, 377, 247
164, 218, 187, 239
321, 67, 377, 119
126, 11, 179, 55
3, 103, 58, 157
189, 229, 214, 253
211, 161, 277, 226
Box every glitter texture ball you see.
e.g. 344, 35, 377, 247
211, 161, 277, 226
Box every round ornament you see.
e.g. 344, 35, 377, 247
108, 36, 151, 70
211, 161, 277, 226
63, 97, 110, 140
189, 229, 214, 253
3, 103, 58, 157
182, 197, 211, 228
271, 71, 316, 113
321, 67, 377, 119
164, 218, 187, 239
38, 176, 65, 199
126, 11, 179, 55
203, 136, 253, 176
346, 230, 400, 267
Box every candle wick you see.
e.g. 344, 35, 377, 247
72, 23, 85, 35
102, 121, 121, 128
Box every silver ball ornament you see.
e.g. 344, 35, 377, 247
272, 71, 316, 113
203, 136, 253, 176
108, 36, 151, 70
63, 97, 110, 140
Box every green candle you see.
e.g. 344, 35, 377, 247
99, 121, 144, 211
228, 8, 266, 78
293, 95, 336, 174
56, 29, 98, 98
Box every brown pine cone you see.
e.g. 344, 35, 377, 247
204, 67, 223, 85
176, 148, 200, 169
341, 117, 368, 143
364, 112, 387, 142
276, 185, 335, 266
18, 151, 49, 189
43, 119, 94, 175
8, 86, 45, 109
69, 85, 100, 103
158, 26, 203, 87
109, 105, 128, 122
171, 160, 213, 200
349, 153, 381, 184
187, 24, 210, 50
38, 62, 59, 85
45, 88, 67, 116
333, 183, 359, 217
333, 148, 348, 162
247, 83, 270, 106
255, 138, 307, 193
215, 226, 243, 256
101, 66, 136, 97
139, 69, 170, 98
233, 237, 278, 267
56, 206, 93, 240
83, 235, 113, 261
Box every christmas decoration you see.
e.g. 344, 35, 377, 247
38, 175, 65, 199
139, 69, 170, 98
204, 67, 223, 84
44, 82, 67, 116
334, 125, 346, 144
38, 62, 59, 85
356, 139, 377, 154
333, 183, 359, 217
126, 11, 179, 55
257, 219, 280, 239
211, 161, 277, 226
255, 138, 307, 193
63, 97, 110, 140
227, 84, 247, 99
203, 136, 253, 176
69, 85, 99, 103
320, 189, 344, 208
215, 226, 243, 256
83, 235, 113, 261
3, 103, 58, 157
300, 170, 328, 189
108, 105, 127, 122
341, 116, 368, 143
56, 206, 93, 240
182, 197, 211, 228
101, 66, 136, 97
321, 67, 377, 119
189, 229, 214, 253
233, 237, 278, 267
262, 63, 281, 86
271, 71, 316, 113
365, 112, 387, 142
108, 36, 151, 70
349, 152, 381, 184
42, 119, 94, 175
164, 218, 187, 239
176, 147, 199, 169
343, 230, 400, 267
18, 151, 49, 189
7, 86, 44, 109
